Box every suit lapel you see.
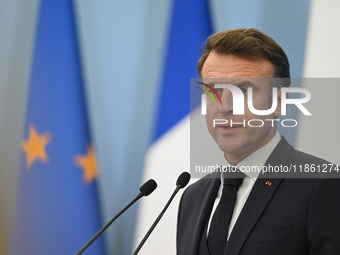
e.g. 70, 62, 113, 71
224, 137, 294, 255
188, 173, 220, 255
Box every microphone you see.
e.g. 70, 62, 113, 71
132, 172, 191, 255
76, 179, 157, 255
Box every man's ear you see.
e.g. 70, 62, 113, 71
273, 88, 289, 118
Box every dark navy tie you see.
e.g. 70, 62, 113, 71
207, 171, 245, 255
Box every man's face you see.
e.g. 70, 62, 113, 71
201, 53, 281, 165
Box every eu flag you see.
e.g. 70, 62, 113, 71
11, 1, 106, 254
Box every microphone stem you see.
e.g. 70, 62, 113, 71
132, 185, 181, 255
76, 192, 144, 255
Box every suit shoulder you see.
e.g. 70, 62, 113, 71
182, 175, 212, 197
180, 174, 219, 205
287, 148, 340, 178
289, 148, 332, 165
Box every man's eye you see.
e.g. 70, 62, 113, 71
240, 88, 248, 93
215, 89, 222, 95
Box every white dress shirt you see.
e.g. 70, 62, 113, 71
206, 132, 281, 239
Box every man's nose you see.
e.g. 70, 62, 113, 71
218, 89, 234, 115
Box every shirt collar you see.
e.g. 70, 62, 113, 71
221, 131, 281, 181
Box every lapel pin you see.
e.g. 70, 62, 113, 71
265, 181, 272, 186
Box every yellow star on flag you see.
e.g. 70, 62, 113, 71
22, 124, 52, 170
74, 145, 98, 185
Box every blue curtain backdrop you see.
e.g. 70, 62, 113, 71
11, 1, 106, 254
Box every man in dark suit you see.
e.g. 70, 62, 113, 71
177, 28, 340, 255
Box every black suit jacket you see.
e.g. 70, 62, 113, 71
177, 137, 340, 255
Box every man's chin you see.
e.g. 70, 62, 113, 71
217, 144, 242, 156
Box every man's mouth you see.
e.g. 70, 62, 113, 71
220, 125, 243, 129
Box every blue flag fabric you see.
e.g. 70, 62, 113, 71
11, 1, 106, 254
153, 0, 212, 140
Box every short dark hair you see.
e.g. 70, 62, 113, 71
197, 28, 291, 87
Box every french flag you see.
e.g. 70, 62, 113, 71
133, 0, 212, 254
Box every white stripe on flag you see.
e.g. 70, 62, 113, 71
296, 0, 340, 164
133, 106, 223, 254
133, 115, 191, 255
